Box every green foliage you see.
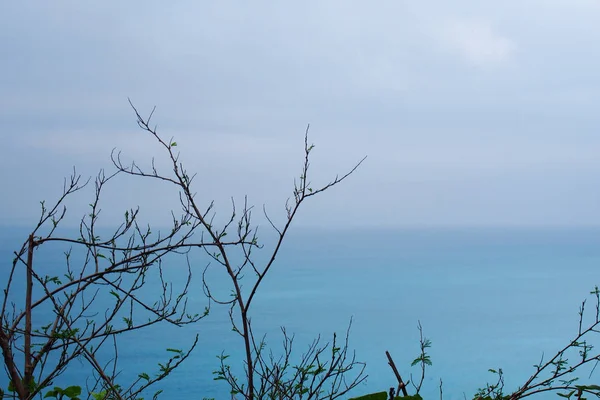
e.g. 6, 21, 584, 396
91, 392, 108, 400
556, 385, 600, 400
411, 339, 432, 367
43, 275, 62, 285
348, 391, 387, 400
473, 368, 506, 400
89, 387, 122, 400
44, 386, 82, 400
349, 392, 425, 400
6, 377, 39, 395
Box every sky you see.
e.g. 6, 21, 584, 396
1, 1, 600, 228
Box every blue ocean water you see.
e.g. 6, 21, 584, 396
1, 226, 600, 399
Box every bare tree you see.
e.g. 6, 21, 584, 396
365, 288, 600, 400
112, 101, 367, 400
1, 101, 366, 400
0, 167, 207, 400
474, 286, 600, 400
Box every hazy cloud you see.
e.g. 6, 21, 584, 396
1, 1, 600, 227
440, 17, 516, 67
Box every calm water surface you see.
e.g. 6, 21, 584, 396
1, 227, 599, 399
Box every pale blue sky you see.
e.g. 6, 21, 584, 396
1, 1, 600, 227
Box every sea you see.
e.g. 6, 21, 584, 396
1, 226, 600, 400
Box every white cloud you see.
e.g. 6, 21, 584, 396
3, 2, 600, 227
439, 17, 516, 67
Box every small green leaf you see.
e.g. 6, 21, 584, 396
576, 385, 600, 391
399, 395, 423, 400
167, 348, 182, 354
62, 386, 82, 398
91, 391, 107, 400
171, 142, 177, 147
557, 391, 576, 399
348, 392, 387, 400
